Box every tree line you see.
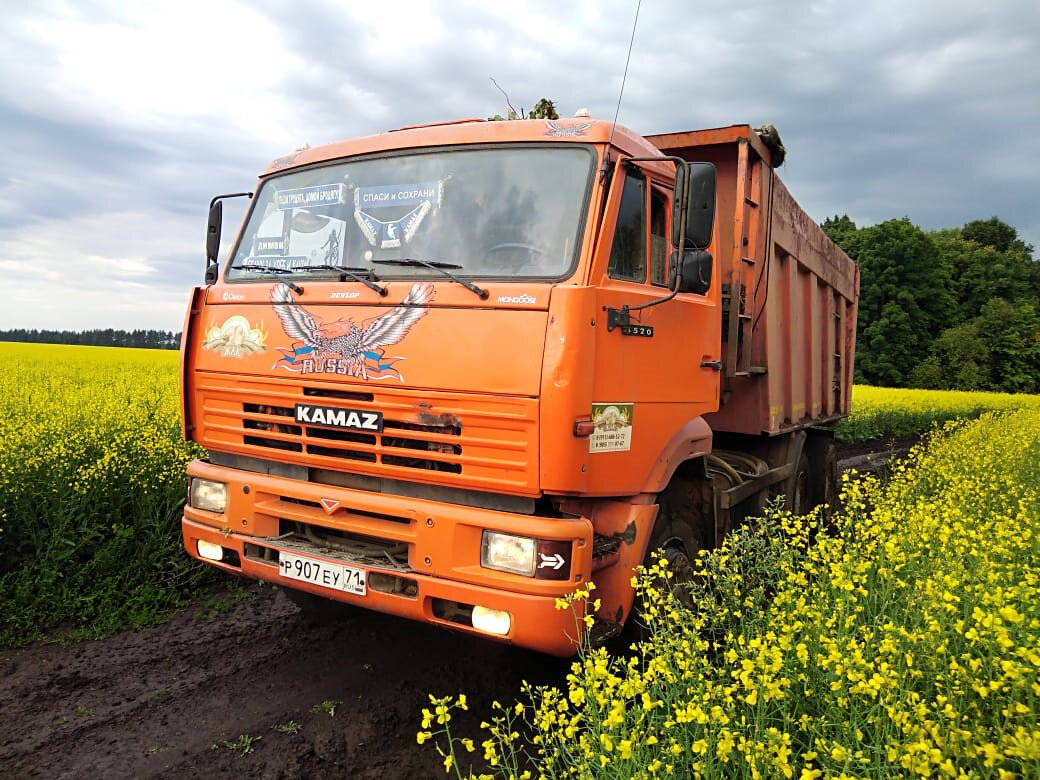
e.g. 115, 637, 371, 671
822, 216, 1040, 394
0, 328, 181, 350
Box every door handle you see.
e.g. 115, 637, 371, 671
700, 360, 723, 371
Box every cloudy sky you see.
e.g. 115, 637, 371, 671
2, 0, 1037, 331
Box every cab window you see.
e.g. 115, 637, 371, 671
608, 173, 646, 282
649, 188, 668, 286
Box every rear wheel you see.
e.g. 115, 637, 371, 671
789, 452, 812, 516
805, 435, 838, 521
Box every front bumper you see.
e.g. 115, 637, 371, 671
182, 459, 594, 656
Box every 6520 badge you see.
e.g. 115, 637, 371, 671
294, 403, 383, 432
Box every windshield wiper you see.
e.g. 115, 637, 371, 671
373, 259, 488, 300
292, 264, 388, 296
235, 264, 304, 294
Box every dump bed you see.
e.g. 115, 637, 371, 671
648, 125, 859, 436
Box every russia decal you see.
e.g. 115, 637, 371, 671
270, 283, 434, 380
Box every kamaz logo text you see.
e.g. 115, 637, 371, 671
497, 294, 537, 304
294, 403, 383, 432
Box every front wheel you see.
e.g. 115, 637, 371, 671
622, 477, 709, 644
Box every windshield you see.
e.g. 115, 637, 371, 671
226, 145, 594, 281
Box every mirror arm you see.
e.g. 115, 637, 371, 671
209, 192, 253, 210
205, 191, 253, 284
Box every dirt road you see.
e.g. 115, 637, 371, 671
0, 439, 913, 779
1, 585, 570, 779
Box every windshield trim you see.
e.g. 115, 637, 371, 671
223, 142, 597, 285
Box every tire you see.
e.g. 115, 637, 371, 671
789, 452, 812, 516
805, 435, 838, 520
620, 478, 708, 645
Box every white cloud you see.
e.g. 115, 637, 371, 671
0, 210, 201, 329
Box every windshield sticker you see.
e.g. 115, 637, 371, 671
284, 215, 346, 265
276, 183, 346, 210
253, 236, 286, 256
240, 255, 310, 271
589, 403, 633, 453
544, 120, 593, 138
354, 180, 443, 249
271, 282, 435, 380
202, 316, 268, 359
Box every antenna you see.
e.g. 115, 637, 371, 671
607, 0, 643, 148
489, 77, 519, 119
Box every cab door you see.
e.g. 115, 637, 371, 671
585, 161, 720, 494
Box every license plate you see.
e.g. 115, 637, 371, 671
278, 551, 367, 596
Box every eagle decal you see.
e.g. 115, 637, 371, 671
271, 283, 434, 380
544, 119, 593, 138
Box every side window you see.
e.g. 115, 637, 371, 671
649, 189, 668, 286
608, 173, 646, 281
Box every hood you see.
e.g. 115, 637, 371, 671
190, 282, 548, 396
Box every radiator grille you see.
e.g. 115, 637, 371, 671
195, 375, 536, 491
243, 403, 461, 473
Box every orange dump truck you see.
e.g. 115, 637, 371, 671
181, 118, 858, 656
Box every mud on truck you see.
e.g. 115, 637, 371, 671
181, 118, 858, 656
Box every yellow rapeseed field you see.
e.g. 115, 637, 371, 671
837, 385, 1040, 441
425, 409, 1040, 778
0, 342, 207, 644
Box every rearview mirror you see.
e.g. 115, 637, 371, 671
206, 200, 223, 266
677, 249, 713, 294
685, 162, 716, 250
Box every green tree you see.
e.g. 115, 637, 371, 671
910, 320, 989, 391
820, 214, 858, 250
977, 297, 1040, 393
961, 216, 1034, 256
845, 218, 955, 386
932, 222, 1040, 324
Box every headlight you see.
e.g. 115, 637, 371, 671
481, 531, 536, 577
189, 478, 227, 513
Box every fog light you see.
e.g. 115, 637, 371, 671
471, 606, 511, 636
196, 539, 225, 562
481, 531, 536, 577
190, 478, 227, 513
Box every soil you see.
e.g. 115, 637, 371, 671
0, 438, 911, 779
0, 585, 569, 779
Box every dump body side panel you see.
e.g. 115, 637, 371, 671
648, 126, 858, 435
